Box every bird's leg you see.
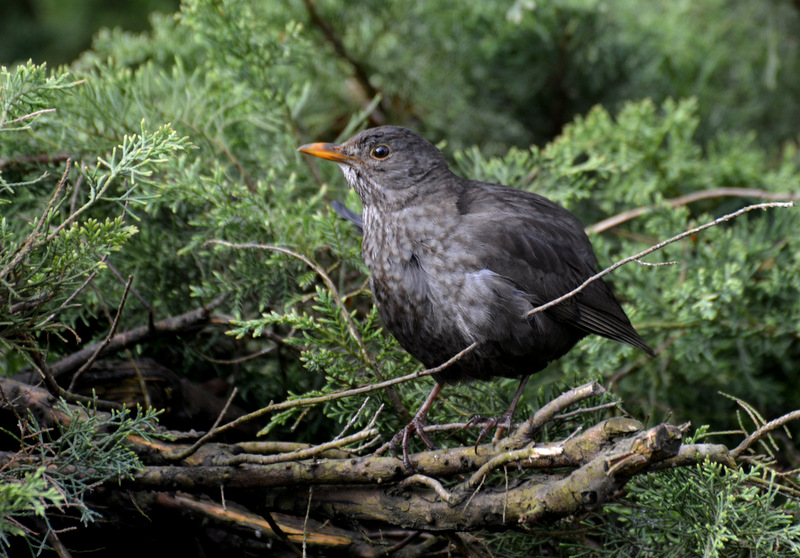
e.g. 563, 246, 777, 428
467, 375, 531, 446
389, 382, 443, 470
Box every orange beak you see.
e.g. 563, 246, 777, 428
297, 142, 362, 165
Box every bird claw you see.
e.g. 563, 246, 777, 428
466, 412, 515, 449
389, 414, 438, 471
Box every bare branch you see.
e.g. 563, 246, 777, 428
68, 275, 134, 392
0, 152, 71, 169
222, 427, 379, 466
6, 108, 57, 126
206, 239, 413, 421
554, 401, 620, 420
392, 474, 455, 503
38, 294, 227, 381
506, 381, 607, 445
527, 202, 795, 318
587, 187, 800, 234
731, 410, 800, 459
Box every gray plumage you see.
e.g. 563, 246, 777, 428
301, 126, 653, 386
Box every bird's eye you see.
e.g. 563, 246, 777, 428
370, 144, 391, 160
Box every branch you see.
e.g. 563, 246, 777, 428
587, 188, 800, 234
23, 295, 228, 382
223, 428, 379, 466
68, 275, 133, 392
504, 381, 608, 446
5, 108, 57, 127
258, 423, 685, 529
9, 377, 795, 541
731, 409, 800, 459
180, 341, 479, 448
527, 202, 795, 318
206, 240, 413, 421
131, 492, 364, 549
302, 0, 385, 125
0, 152, 71, 169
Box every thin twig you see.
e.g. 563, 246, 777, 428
6, 108, 57, 126
303, 486, 313, 558
68, 276, 133, 392
206, 240, 412, 421
168, 387, 240, 461
553, 402, 620, 421
191, 345, 275, 365
105, 259, 153, 316
0, 160, 71, 282
731, 410, 800, 459
224, 428, 378, 466
392, 474, 454, 503
587, 188, 800, 234
173, 341, 479, 451
527, 202, 795, 318
463, 444, 565, 494
333, 397, 371, 442
36, 268, 100, 328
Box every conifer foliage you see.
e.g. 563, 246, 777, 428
1, 1, 799, 556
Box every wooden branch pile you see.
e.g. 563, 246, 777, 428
0, 377, 737, 556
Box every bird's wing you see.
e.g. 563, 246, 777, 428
459, 182, 653, 356
331, 200, 364, 233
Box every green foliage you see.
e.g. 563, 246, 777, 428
489, 458, 800, 558
0, 0, 179, 66
0, 61, 187, 361
0, 469, 63, 543
291, 0, 800, 153
1, 0, 800, 555
0, 402, 160, 556
582, 463, 800, 557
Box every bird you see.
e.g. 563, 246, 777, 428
298, 126, 654, 468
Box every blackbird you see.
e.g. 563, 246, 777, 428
298, 126, 653, 466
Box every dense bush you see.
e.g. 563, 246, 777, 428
1, 0, 799, 555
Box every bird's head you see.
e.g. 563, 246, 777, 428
298, 126, 452, 209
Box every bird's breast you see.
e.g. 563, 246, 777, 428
361, 206, 502, 344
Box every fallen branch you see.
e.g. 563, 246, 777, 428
2, 376, 790, 551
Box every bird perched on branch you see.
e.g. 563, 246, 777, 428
299, 126, 653, 468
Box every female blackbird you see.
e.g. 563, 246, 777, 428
299, 126, 653, 466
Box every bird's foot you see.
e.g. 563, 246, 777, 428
465, 411, 515, 449
389, 414, 438, 471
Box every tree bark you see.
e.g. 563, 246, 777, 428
0, 377, 737, 555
